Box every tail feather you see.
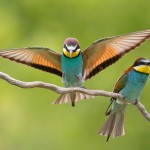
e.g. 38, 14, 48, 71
99, 109, 125, 141
99, 113, 116, 141
113, 113, 125, 138
53, 92, 95, 106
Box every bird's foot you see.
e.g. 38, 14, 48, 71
123, 97, 138, 105
133, 99, 138, 105
121, 96, 134, 104
119, 96, 127, 103
75, 75, 81, 81
122, 96, 126, 100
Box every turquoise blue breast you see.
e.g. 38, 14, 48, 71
120, 69, 149, 101
62, 53, 83, 87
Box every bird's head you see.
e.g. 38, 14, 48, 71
63, 38, 81, 58
133, 57, 150, 74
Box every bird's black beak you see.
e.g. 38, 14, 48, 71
69, 50, 73, 58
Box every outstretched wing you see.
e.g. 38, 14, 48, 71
82, 30, 150, 80
0, 47, 62, 77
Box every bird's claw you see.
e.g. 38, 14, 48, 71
122, 96, 126, 100
121, 96, 127, 103
75, 75, 81, 81
123, 97, 138, 105
134, 99, 138, 105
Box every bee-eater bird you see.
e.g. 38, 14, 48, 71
0, 30, 150, 106
99, 57, 150, 141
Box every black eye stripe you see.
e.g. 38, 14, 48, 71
64, 45, 69, 52
136, 61, 147, 66
64, 44, 80, 52
76, 45, 80, 50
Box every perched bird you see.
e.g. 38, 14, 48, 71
99, 57, 150, 141
0, 30, 150, 106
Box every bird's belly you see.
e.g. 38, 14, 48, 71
62, 55, 83, 87
120, 84, 142, 100
64, 72, 82, 87
120, 72, 148, 101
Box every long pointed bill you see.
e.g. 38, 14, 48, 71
69, 50, 73, 58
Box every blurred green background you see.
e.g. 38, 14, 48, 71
0, 0, 150, 150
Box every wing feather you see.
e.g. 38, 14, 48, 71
114, 73, 129, 93
0, 47, 62, 77
82, 30, 150, 80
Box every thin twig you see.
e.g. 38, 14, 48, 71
0, 71, 149, 121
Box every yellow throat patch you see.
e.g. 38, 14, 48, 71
63, 48, 80, 58
134, 65, 150, 74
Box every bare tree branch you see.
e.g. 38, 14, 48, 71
0, 71, 150, 121
135, 102, 150, 121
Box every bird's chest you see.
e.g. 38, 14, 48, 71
120, 70, 149, 100
62, 54, 83, 87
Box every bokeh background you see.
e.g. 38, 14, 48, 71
0, 0, 150, 150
